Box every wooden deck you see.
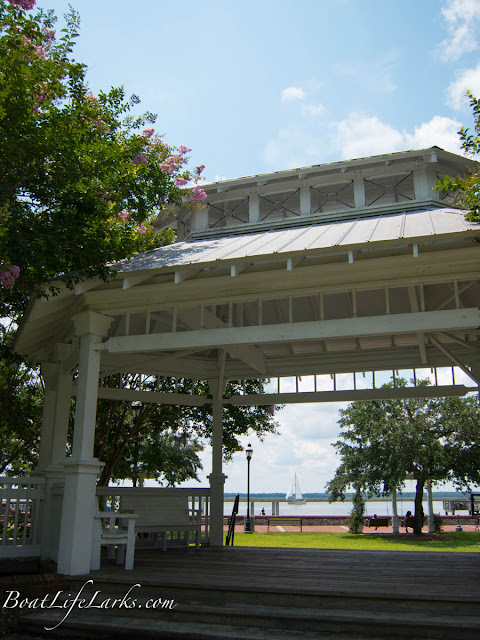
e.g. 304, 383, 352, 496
79, 545, 480, 602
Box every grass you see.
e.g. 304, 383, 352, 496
231, 531, 480, 552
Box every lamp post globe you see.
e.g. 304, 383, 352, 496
244, 444, 254, 533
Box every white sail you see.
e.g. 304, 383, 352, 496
286, 473, 307, 504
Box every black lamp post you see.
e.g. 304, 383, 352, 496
244, 443, 253, 533
131, 402, 142, 488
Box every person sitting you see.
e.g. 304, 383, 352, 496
403, 510, 415, 532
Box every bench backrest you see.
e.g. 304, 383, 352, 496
120, 494, 191, 526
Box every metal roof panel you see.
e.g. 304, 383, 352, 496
113, 207, 476, 273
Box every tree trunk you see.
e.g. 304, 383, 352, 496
414, 478, 425, 535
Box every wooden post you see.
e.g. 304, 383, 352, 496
392, 489, 399, 534
427, 480, 435, 533
57, 311, 111, 575
36, 363, 58, 472
208, 382, 227, 547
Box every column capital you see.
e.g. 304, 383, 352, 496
73, 311, 112, 338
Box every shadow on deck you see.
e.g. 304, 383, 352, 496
80, 545, 480, 601
17, 547, 480, 639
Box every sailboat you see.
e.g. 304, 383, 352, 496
286, 473, 307, 504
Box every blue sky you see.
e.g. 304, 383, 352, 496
41, 0, 480, 182
36, 0, 480, 494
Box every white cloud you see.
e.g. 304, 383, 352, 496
262, 125, 328, 169
332, 113, 463, 160
263, 112, 464, 174
404, 115, 463, 153
438, 0, 480, 61
446, 62, 480, 109
332, 113, 405, 159
301, 103, 326, 117
281, 87, 307, 101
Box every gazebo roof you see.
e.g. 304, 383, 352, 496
114, 207, 476, 276
13, 147, 480, 395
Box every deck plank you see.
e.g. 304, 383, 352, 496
83, 546, 480, 602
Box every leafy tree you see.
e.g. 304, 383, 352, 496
0, 322, 42, 474
0, 0, 205, 322
91, 376, 280, 487
0, 1, 279, 484
436, 91, 480, 221
326, 379, 480, 534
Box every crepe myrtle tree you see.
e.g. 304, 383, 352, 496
326, 378, 480, 535
0, 0, 207, 324
436, 91, 480, 221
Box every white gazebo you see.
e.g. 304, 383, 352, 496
6, 146, 480, 575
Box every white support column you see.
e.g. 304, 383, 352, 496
37, 363, 58, 472
249, 193, 259, 223
37, 360, 73, 472
354, 176, 366, 208
57, 311, 112, 576
427, 480, 435, 533
37, 359, 73, 562
208, 386, 227, 547
391, 489, 399, 534
300, 184, 311, 216
50, 368, 73, 465
191, 208, 209, 233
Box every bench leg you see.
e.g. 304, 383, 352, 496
115, 545, 126, 567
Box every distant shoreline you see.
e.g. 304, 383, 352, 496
224, 492, 472, 502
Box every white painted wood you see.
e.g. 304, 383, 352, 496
391, 490, 399, 534
37, 363, 58, 471
174, 268, 201, 283
426, 480, 435, 534
249, 193, 259, 223
87, 386, 212, 406
429, 335, 480, 385
122, 274, 152, 289
191, 208, 209, 232
56, 312, 112, 576
225, 384, 475, 405
118, 494, 200, 552
57, 459, 103, 575
208, 392, 226, 547
101, 308, 480, 354
91, 512, 138, 570
353, 176, 366, 208
300, 184, 311, 215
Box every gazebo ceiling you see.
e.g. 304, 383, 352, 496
14, 148, 480, 391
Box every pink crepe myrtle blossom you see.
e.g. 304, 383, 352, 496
159, 162, 177, 175
137, 223, 147, 235
195, 164, 205, 175
0, 265, 20, 289
118, 210, 130, 221
178, 145, 192, 155
8, 0, 36, 9
132, 153, 147, 165
34, 45, 46, 58
142, 128, 154, 138
266, 406, 275, 417
174, 177, 189, 186
191, 186, 207, 201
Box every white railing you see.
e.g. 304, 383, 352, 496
0, 477, 46, 557
96, 486, 211, 546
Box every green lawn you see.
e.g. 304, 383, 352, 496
230, 531, 480, 552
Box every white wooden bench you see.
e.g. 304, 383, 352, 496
91, 511, 138, 570
119, 493, 201, 552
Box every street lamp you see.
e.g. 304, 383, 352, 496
131, 402, 142, 488
244, 443, 254, 533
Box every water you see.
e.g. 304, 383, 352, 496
225, 499, 452, 518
